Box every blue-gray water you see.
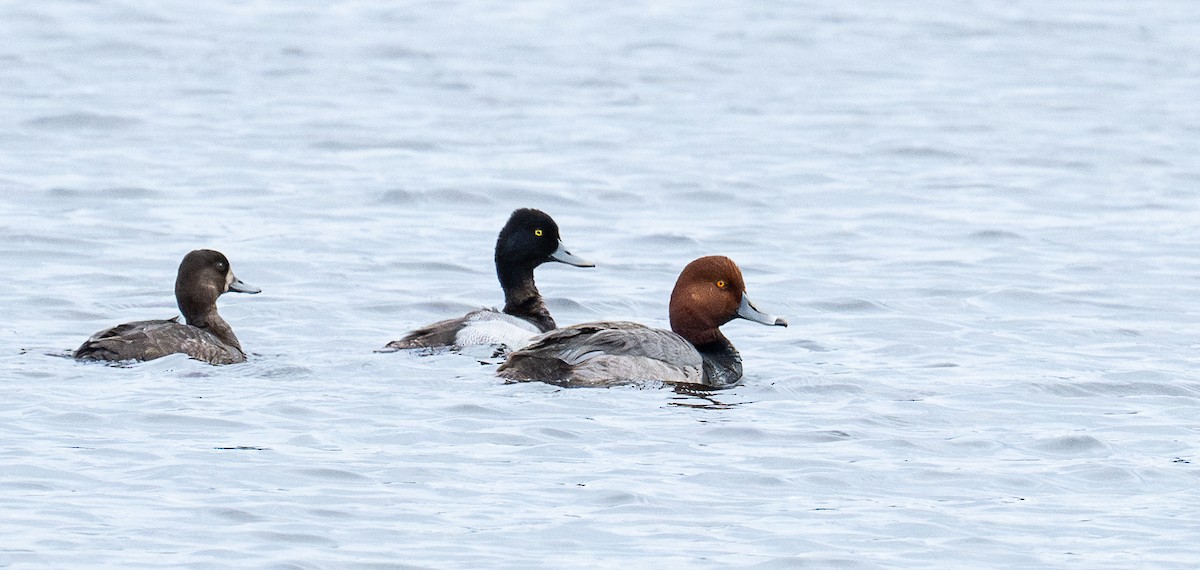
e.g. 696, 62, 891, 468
3, 1, 1200, 567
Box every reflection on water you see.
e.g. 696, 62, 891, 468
668, 391, 741, 410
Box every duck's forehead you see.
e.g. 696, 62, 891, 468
689, 256, 742, 282
189, 250, 226, 265
527, 211, 556, 229
505, 209, 554, 233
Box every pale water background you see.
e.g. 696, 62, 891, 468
2, 1, 1200, 567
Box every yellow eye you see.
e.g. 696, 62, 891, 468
534, 229, 543, 237
716, 280, 726, 289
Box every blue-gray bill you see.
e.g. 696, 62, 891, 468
549, 240, 595, 268
736, 294, 787, 327
229, 277, 262, 294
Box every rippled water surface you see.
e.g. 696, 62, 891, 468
3, 1, 1200, 567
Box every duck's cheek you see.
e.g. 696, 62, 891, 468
224, 271, 234, 292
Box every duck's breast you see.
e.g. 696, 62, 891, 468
497, 321, 703, 387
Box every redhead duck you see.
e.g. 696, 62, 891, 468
497, 255, 786, 388
382, 208, 594, 352
74, 249, 261, 365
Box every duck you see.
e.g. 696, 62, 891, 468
74, 249, 261, 365
496, 255, 786, 388
381, 208, 594, 352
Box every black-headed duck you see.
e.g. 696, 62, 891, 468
382, 208, 594, 352
497, 255, 786, 388
74, 249, 261, 365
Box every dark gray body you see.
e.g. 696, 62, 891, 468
496, 321, 744, 389
74, 316, 246, 365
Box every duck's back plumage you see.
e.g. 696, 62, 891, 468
74, 316, 246, 365
496, 321, 703, 387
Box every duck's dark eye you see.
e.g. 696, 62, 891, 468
534, 229, 544, 237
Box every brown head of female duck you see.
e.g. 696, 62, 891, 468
75, 249, 261, 365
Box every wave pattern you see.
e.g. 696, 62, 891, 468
2, 0, 1200, 567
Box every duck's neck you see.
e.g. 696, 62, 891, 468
185, 309, 244, 354
498, 264, 555, 332
694, 335, 743, 388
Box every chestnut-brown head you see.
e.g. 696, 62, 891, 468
668, 255, 787, 346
